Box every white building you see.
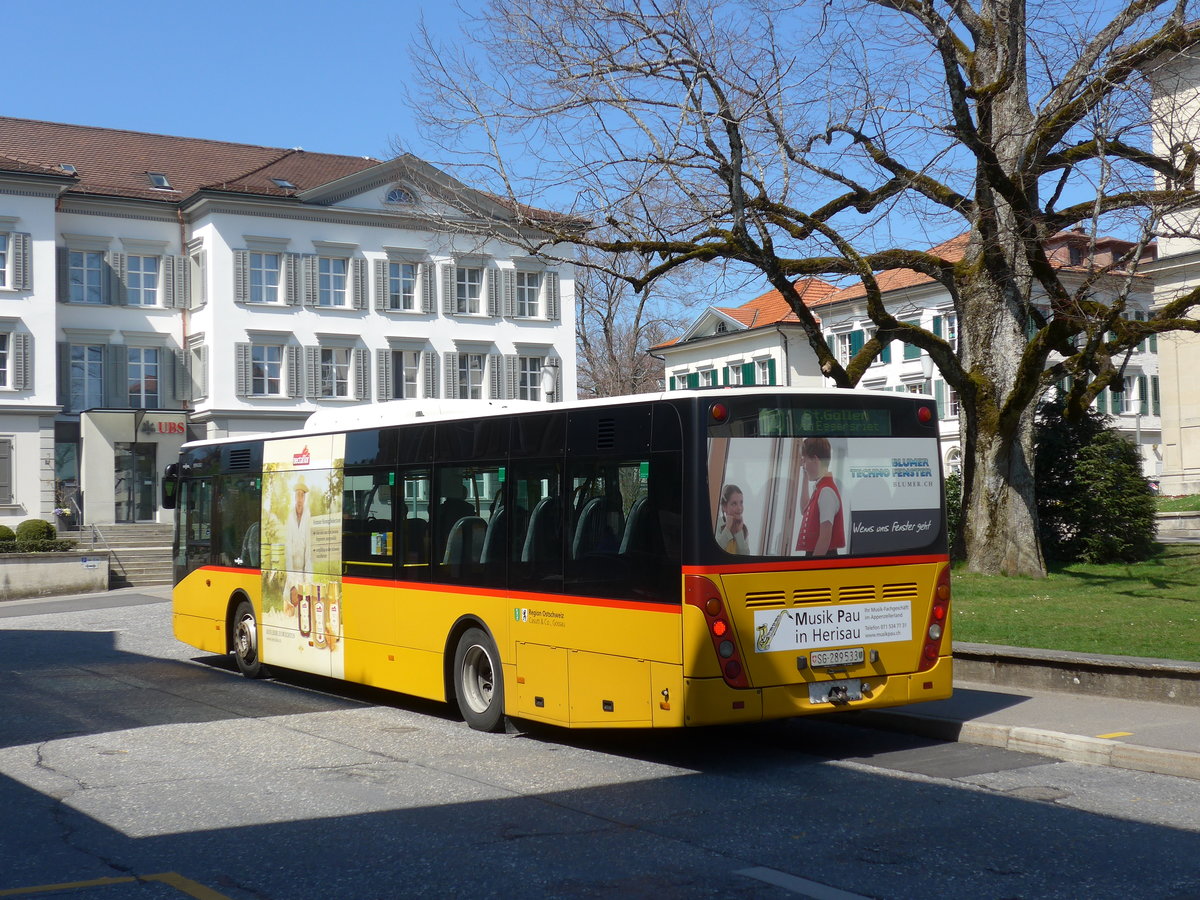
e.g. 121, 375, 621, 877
0, 117, 575, 528
658, 232, 1162, 477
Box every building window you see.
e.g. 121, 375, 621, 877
728, 364, 744, 386
320, 348, 352, 398
457, 353, 485, 399
318, 257, 348, 307
251, 345, 284, 396
700, 369, 717, 387
127, 347, 160, 409
516, 271, 541, 317
250, 253, 281, 303
392, 350, 421, 399
389, 261, 418, 311
518, 356, 543, 400
755, 360, 772, 385
386, 187, 415, 204
70, 344, 104, 411
69, 251, 106, 304
836, 332, 853, 366
126, 255, 160, 306
456, 267, 483, 315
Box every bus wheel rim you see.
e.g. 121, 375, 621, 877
462, 645, 494, 713
236, 613, 257, 663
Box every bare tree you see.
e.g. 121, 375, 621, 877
412, 0, 1200, 576
575, 247, 688, 397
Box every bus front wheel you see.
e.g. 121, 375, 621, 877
453, 627, 504, 732
232, 599, 265, 679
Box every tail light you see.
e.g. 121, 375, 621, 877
684, 575, 749, 688
917, 565, 951, 672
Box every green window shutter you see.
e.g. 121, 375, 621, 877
1150, 331, 1158, 353
742, 362, 755, 385
849, 330, 865, 355
934, 380, 945, 419
1096, 388, 1106, 414
768, 358, 777, 386
825, 334, 835, 353
932, 316, 943, 338
722, 366, 729, 385
687, 372, 699, 390
1139, 375, 1149, 415
1152, 376, 1161, 415
903, 320, 921, 359
880, 340, 891, 364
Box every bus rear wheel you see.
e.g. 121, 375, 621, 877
232, 599, 265, 679
453, 627, 504, 732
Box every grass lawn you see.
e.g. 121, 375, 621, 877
1157, 494, 1200, 512
951, 544, 1200, 662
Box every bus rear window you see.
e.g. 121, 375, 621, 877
709, 433, 943, 559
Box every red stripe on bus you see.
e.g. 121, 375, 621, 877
682, 553, 949, 575
341, 576, 681, 614
194, 565, 677, 612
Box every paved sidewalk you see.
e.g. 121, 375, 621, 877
855, 680, 1200, 781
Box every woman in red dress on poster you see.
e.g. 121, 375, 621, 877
795, 437, 844, 557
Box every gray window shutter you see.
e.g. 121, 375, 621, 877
421, 262, 435, 313
13, 333, 30, 390
545, 271, 560, 321
441, 264, 454, 315
373, 259, 388, 311
192, 345, 210, 401
303, 254, 318, 306
0, 439, 11, 505
443, 351, 459, 398
487, 268, 500, 317
57, 342, 69, 407
305, 346, 320, 398
107, 251, 126, 305
190, 249, 207, 309
505, 354, 519, 400
233, 250, 250, 303
285, 253, 302, 305
423, 350, 438, 398
106, 344, 127, 406
56, 248, 69, 302
235, 343, 250, 397
13, 233, 31, 290
551, 359, 563, 402
173, 349, 188, 402
503, 270, 516, 317
162, 256, 178, 308
377, 350, 393, 401
286, 345, 302, 397
354, 348, 369, 400
352, 258, 368, 310
488, 352, 503, 399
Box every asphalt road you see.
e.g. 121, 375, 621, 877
1, 589, 1198, 900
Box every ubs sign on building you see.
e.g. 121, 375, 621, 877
78, 411, 188, 524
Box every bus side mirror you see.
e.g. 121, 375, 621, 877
162, 463, 180, 510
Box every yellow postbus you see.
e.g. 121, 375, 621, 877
164, 389, 951, 731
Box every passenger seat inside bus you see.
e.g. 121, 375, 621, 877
442, 516, 487, 565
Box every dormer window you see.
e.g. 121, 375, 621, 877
147, 172, 172, 190
715, 321, 729, 334
386, 187, 416, 204
60, 164, 77, 175
271, 177, 297, 190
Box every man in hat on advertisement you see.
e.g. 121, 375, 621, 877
286, 475, 314, 574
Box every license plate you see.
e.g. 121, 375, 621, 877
810, 647, 865, 668
809, 678, 862, 704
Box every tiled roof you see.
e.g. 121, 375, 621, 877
0, 116, 381, 202
829, 234, 970, 302
721, 277, 840, 326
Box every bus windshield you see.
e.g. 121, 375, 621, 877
708, 397, 944, 559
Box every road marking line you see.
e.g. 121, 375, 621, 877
1096, 732, 1134, 739
0, 873, 232, 900
736, 866, 872, 899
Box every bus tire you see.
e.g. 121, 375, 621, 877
453, 627, 504, 732
232, 599, 265, 679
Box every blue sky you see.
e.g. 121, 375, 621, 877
6, 0, 467, 161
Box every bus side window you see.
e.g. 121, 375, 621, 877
217, 475, 261, 568
343, 469, 396, 578
508, 461, 563, 593
399, 468, 431, 579
433, 464, 503, 585
181, 477, 213, 576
